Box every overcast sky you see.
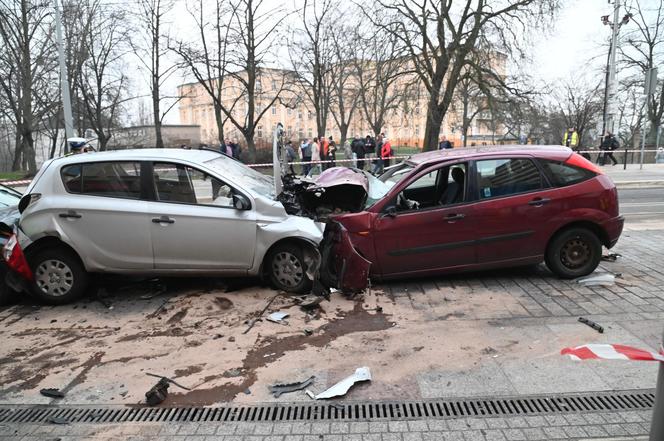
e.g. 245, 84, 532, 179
162, 0, 634, 124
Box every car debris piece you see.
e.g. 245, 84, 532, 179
243, 293, 281, 334
266, 311, 289, 325
303, 328, 313, 336
577, 273, 615, 287
269, 376, 316, 398
308, 367, 372, 400
40, 388, 65, 399
145, 373, 192, 391
48, 417, 69, 425
601, 252, 621, 262
299, 294, 324, 310
578, 317, 604, 334
145, 377, 170, 406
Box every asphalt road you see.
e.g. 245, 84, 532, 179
619, 187, 664, 224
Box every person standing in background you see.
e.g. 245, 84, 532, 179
300, 138, 312, 176
438, 135, 452, 149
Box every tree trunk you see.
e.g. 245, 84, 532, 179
153, 85, 164, 148
214, 104, 225, 145
49, 126, 60, 159
12, 130, 22, 172
339, 123, 349, 150
245, 135, 256, 163
422, 102, 443, 151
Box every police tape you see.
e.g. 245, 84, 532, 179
1, 148, 663, 186
561, 343, 664, 362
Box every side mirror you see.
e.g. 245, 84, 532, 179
383, 205, 397, 218
232, 193, 251, 210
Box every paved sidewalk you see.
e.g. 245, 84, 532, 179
1, 409, 654, 440
602, 163, 664, 187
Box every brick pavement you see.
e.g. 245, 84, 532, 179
0, 409, 653, 440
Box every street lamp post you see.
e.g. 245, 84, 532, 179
601, 1, 631, 136
54, 0, 75, 153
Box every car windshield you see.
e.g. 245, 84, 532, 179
205, 156, 275, 199
378, 162, 416, 188
363, 171, 393, 209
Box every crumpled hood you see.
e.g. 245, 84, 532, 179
277, 167, 369, 220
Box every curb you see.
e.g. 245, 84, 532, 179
615, 180, 664, 188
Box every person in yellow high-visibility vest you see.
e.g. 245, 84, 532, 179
562, 127, 579, 149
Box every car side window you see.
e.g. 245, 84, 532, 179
61, 161, 141, 199
397, 163, 467, 211
539, 160, 595, 187
476, 158, 542, 199
152, 162, 234, 207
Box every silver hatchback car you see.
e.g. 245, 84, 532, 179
5, 149, 329, 304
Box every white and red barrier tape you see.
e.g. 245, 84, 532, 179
561, 344, 664, 362
1, 148, 662, 187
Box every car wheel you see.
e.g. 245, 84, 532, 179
266, 243, 312, 294
28, 247, 89, 305
545, 227, 602, 279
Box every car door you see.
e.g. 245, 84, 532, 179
57, 161, 153, 270
472, 157, 551, 263
371, 162, 476, 277
148, 162, 257, 270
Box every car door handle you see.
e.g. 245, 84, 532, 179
152, 216, 175, 224
528, 197, 551, 206
444, 213, 465, 221
59, 210, 82, 219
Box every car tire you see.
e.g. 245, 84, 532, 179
28, 247, 89, 305
266, 243, 312, 294
545, 227, 602, 279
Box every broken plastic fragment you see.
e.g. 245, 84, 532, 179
269, 375, 316, 398
40, 388, 65, 399
576, 273, 615, 286
311, 367, 371, 400
266, 311, 289, 324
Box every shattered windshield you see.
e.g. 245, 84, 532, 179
363, 172, 392, 208
205, 156, 275, 199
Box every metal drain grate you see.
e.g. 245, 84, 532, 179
0, 389, 655, 424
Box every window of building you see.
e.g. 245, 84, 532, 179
257, 125, 263, 138
287, 108, 292, 116
271, 106, 277, 115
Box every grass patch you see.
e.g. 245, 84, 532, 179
0, 172, 26, 181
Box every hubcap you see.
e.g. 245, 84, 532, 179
560, 238, 591, 269
35, 259, 74, 297
272, 251, 303, 288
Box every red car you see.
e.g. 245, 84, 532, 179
304, 145, 623, 285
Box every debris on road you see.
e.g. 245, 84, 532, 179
222, 368, 242, 378
303, 328, 313, 336
268, 375, 315, 398
40, 388, 65, 399
243, 293, 281, 334
298, 294, 324, 310
307, 367, 372, 400
578, 317, 604, 333
562, 343, 664, 362
48, 417, 69, 425
266, 311, 289, 325
145, 373, 192, 391
601, 252, 621, 262
145, 377, 170, 406
576, 273, 616, 287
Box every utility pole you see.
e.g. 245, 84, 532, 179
649, 331, 664, 440
54, 0, 75, 152
601, 1, 630, 136
640, 67, 658, 169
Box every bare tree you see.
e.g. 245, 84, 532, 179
0, 0, 56, 172
136, 0, 179, 148
171, 0, 231, 146
289, 0, 335, 138
328, 18, 361, 147
174, 0, 287, 161
622, 0, 664, 144
369, 0, 559, 151
552, 78, 603, 148
72, 0, 131, 151
354, 18, 413, 138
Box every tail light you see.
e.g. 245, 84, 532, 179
2, 234, 33, 281
565, 153, 604, 175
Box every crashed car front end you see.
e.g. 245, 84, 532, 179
277, 167, 374, 294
